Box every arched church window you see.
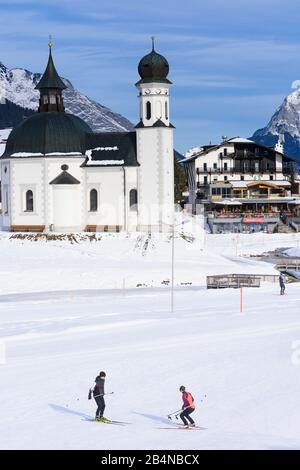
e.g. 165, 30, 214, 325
165, 101, 168, 120
129, 189, 138, 211
146, 101, 151, 120
50, 95, 56, 104
90, 189, 98, 212
26, 190, 34, 212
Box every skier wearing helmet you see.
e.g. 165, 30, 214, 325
179, 385, 196, 427
89, 371, 108, 422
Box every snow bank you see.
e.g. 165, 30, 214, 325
1, 216, 295, 295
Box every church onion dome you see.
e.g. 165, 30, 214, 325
35, 48, 67, 90
136, 38, 171, 85
2, 112, 92, 158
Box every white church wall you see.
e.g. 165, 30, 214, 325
157, 127, 174, 227
136, 127, 174, 231
126, 167, 138, 231
52, 185, 82, 231
85, 167, 125, 228
9, 159, 44, 227
46, 156, 85, 230
0, 160, 11, 228
2, 156, 87, 230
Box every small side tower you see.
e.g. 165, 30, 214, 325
35, 37, 67, 113
135, 38, 175, 231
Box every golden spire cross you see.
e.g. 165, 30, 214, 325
48, 35, 53, 49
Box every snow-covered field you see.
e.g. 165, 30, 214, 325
1, 226, 300, 450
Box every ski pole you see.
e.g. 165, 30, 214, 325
167, 409, 182, 419
168, 395, 207, 420
92, 392, 114, 399
168, 407, 191, 420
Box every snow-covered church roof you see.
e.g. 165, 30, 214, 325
82, 132, 139, 167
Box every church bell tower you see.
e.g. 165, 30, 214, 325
35, 37, 67, 113
135, 38, 175, 231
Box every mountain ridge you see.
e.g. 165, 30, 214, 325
0, 61, 133, 132
251, 88, 300, 167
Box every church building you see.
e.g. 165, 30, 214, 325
0, 39, 175, 232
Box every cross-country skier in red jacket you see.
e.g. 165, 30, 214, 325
179, 385, 195, 427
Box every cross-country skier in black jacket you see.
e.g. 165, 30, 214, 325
89, 371, 107, 421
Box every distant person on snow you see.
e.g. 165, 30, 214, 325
279, 272, 286, 295
88, 371, 107, 421
179, 385, 196, 427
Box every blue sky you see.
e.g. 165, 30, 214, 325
1, 0, 300, 152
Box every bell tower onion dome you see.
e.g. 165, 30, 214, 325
136, 37, 172, 85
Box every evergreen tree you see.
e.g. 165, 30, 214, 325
174, 154, 187, 201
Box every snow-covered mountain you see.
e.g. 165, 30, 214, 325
251, 88, 300, 166
0, 61, 133, 132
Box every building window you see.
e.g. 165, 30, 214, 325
224, 148, 227, 156
43, 95, 49, 104
224, 162, 228, 171
213, 163, 217, 170
241, 175, 244, 181
224, 175, 228, 181
129, 189, 138, 211
270, 175, 274, 181
204, 176, 208, 185
25, 190, 34, 212
203, 163, 207, 171
146, 101, 151, 120
90, 189, 98, 212
165, 102, 168, 120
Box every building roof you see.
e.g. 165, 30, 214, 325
181, 136, 295, 163
229, 180, 291, 188
136, 42, 171, 86
246, 180, 285, 189
35, 48, 67, 90
50, 166, 80, 184
134, 119, 175, 129
82, 132, 139, 167
1, 112, 92, 157
227, 137, 254, 144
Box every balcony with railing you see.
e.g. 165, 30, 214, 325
195, 165, 282, 175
